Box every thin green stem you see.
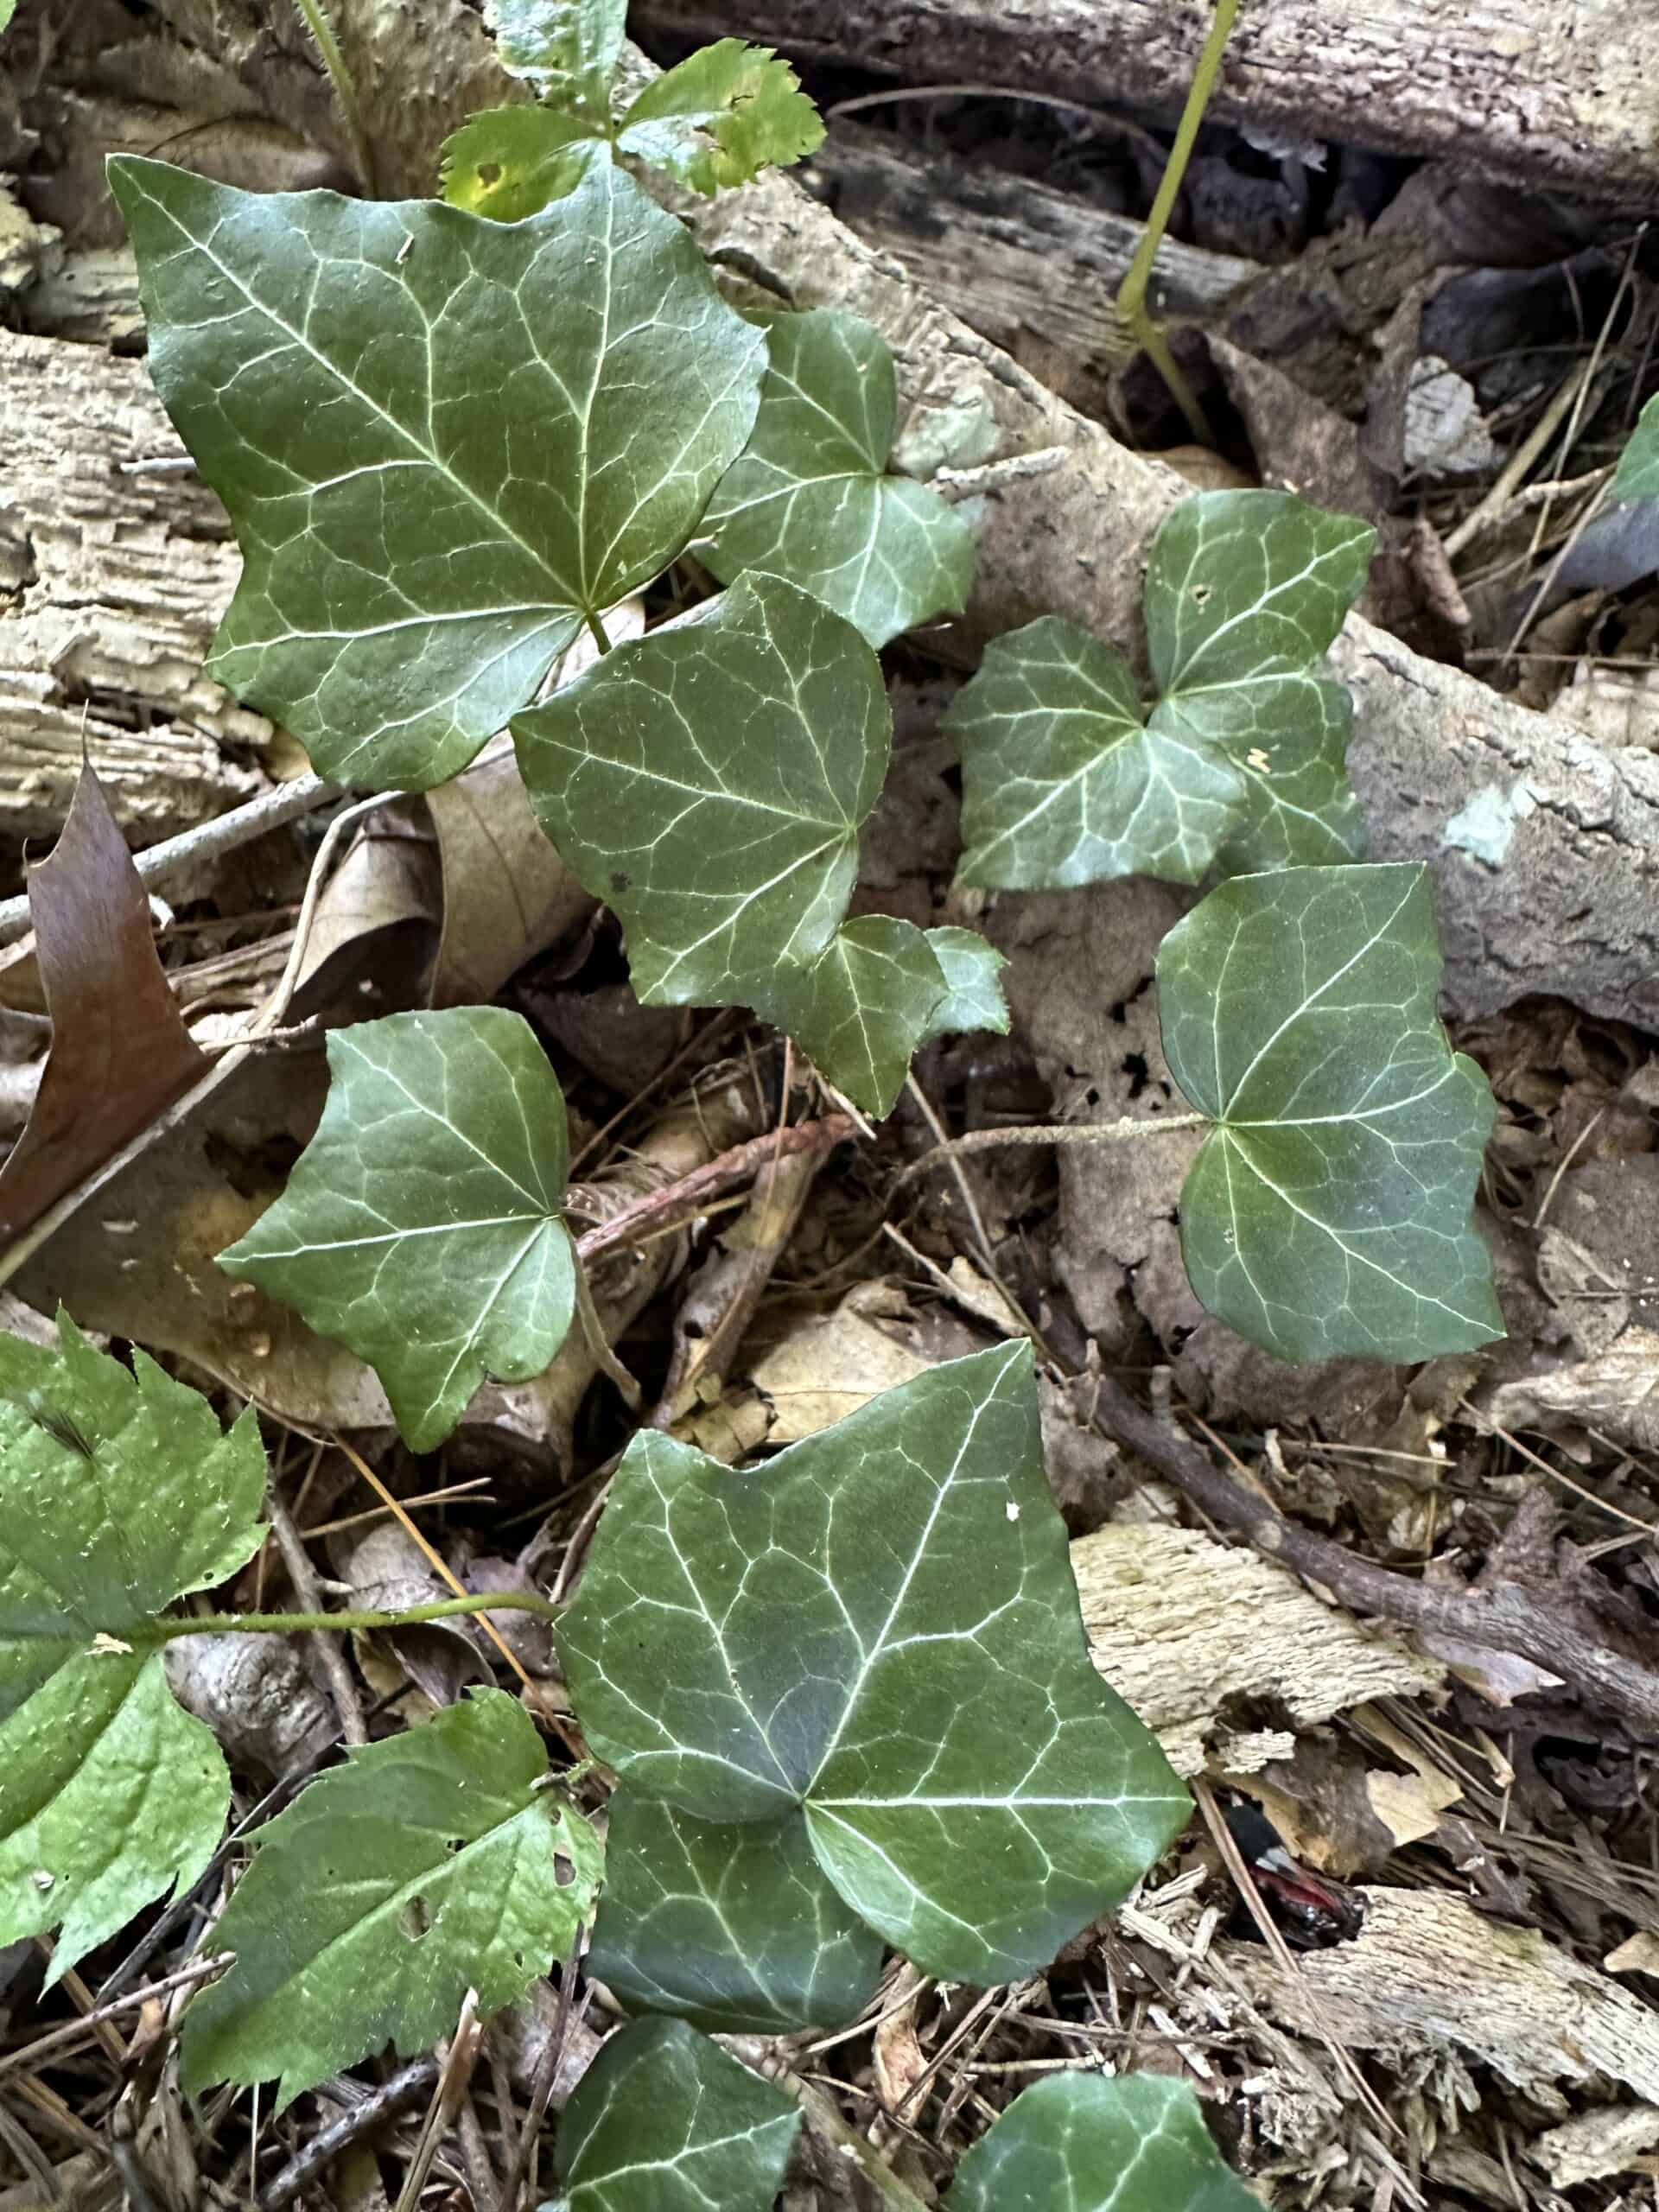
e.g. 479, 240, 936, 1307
1115, 0, 1241, 444
290, 0, 378, 196
584, 607, 614, 654
123, 1592, 563, 1647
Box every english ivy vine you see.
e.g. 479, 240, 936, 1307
0, 0, 1514, 2192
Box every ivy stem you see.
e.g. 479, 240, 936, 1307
290, 0, 378, 197
585, 607, 614, 654
121, 1592, 563, 1646
1114, 0, 1240, 444
896, 1111, 1207, 1192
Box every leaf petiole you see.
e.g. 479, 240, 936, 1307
122, 1591, 563, 1645
585, 606, 614, 654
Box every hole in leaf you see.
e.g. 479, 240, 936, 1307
398, 1897, 430, 1942
553, 1853, 575, 1887
478, 162, 502, 186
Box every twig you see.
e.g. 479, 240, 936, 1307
0, 1955, 232, 2082
1089, 1373, 1659, 1735
0, 773, 336, 950
260, 2058, 439, 2212
572, 1116, 855, 1266
571, 1255, 642, 1411
893, 1111, 1205, 1194
1442, 362, 1599, 558
265, 1469, 367, 1745
499, 1945, 588, 2212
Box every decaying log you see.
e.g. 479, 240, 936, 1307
0, 328, 276, 842
638, 0, 1659, 207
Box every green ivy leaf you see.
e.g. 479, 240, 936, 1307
181, 1691, 601, 2106
702, 310, 975, 647
947, 614, 1244, 888
920, 926, 1011, 1041
589, 1792, 883, 2033
945, 2074, 1260, 2212
219, 1009, 576, 1453
617, 41, 826, 195
550, 2018, 800, 2212
1615, 391, 1659, 503
950, 492, 1373, 888
0, 1315, 264, 1973
438, 105, 595, 221
110, 154, 763, 792
752, 916, 946, 1118
1145, 491, 1375, 873
561, 1344, 1188, 1991
1158, 862, 1504, 1363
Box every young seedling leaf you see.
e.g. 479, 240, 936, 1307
549, 2017, 799, 2212
702, 309, 974, 647
513, 572, 883, 1007
0, 1314, 264, 1973
561, 1343, 1189, 1991
438, 105, 594, 220
751, 916, 947, 1118
945, 2073, 1260, 2212
181, 1690, 601, 2106
947, 615, 1244, 888
589, 1791, 884, 2034
219, 1009, 576, 1452
920, 926, 1011, 1041
484, 0, 626, 106
617, 41, 826, 197
1158, 862, 1503, 1363
1615, 391, 1659, 504
1145, 490, 1375, 872
950, 491, 1374, 888
110, 155, 763, 792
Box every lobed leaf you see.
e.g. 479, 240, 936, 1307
702, 310, 974, 647
589, 1791, 883, 2033
1158, 862, 1503, 1363
751, 916, 947, 1118
950, 491, 1374, 889
561, 1343, 1189, 1993
0, 1315, 264, 1972
483, 0, 626, 107
439, 105, 594, 220
1615, 391, 1659, 504
618, 41, 826, 195
110, 154, 763, 791
549, 2017, 799, 2212
181, 1691, 601, 2107
219, 1009, 576, 1452
919, 926, 1011, 1041
944, 2073, 1261, 2212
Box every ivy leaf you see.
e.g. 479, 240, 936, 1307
110, 155, 763, 792
550, 2018, 799, 2212
947, 615, 1244, 888
589, 1792, 883, 2033
702, 309, 975, 647
751, 917, 946, 1118
0, 1314, 264, 1974
561, 1344, 1189, 1989
181, 1690, 601, 2107
438, 105, 594, 221
513, 572, 883, 1007
920, 927, 1011, 1041
1615, 392, 1659, 503
617, 41, 826, 198
1158, 862, 1503, 1363
945, 2074, 1260, 2212
1145, 491, 1375, 872
219, 1009, 576, 1452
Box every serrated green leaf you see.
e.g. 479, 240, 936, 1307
752, 916, 946, 1117
110, 154, 763, 792
948, 615, 1243, 888
1615, 391, 1659, 503
485, 0, 625, 105
702, 309, 974, 647
0, 1315, 264, 1974
945, 2073, 1259, 2212
219, 1009, 576, 1452
618, 41, 825, 197
589, 1792, 883, 2033
439, 105, 595, 220
181, 1690, 601, 2107
950, 491, 1372, 888
550, 2018, 799, 2212
561, 1344, 1189, 1990
513, 572, 883, 1005
1158, 862, 1503, 1363
921, 926, 1011, 1041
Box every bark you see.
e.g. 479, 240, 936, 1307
638, 0, 1659, 207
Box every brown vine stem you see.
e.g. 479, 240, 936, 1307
1089, 1372, 1659, 1736
894, 1111, 1205, 1195
572, 1114, 857, 1265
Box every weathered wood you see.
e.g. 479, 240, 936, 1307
0, 328, 276, 842
638, 0, 1659, 206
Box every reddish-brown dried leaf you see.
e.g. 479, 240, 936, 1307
0, 766, 207, 1241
